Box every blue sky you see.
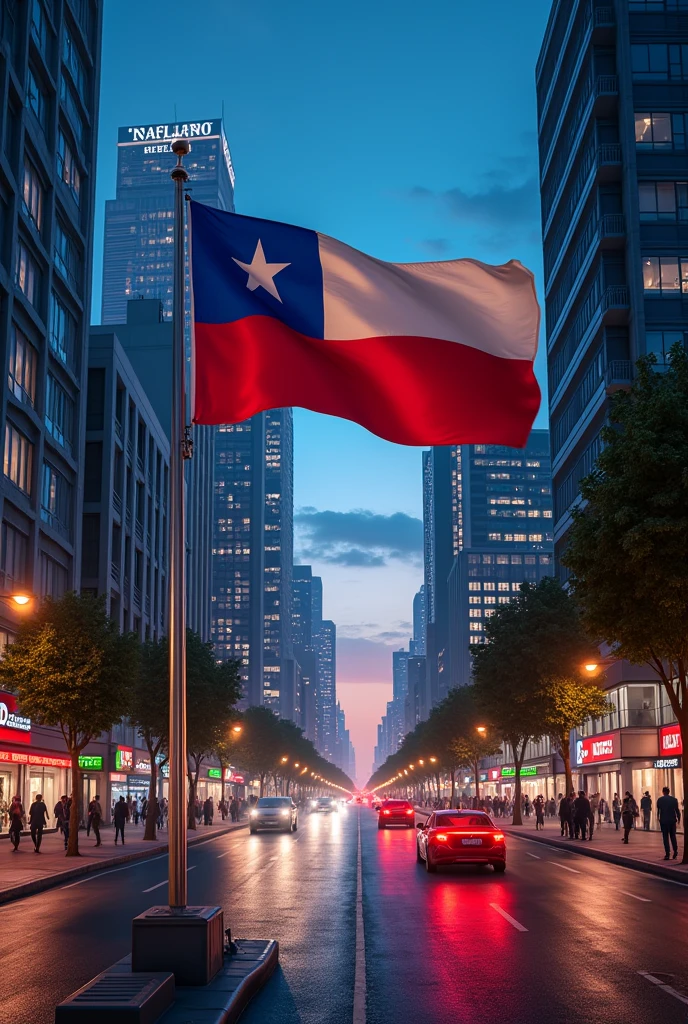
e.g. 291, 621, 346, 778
94, 0, 552, 780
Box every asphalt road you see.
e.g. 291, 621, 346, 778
2, 806, 688, 1023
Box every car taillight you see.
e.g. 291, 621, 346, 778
405, 809, 413, 815
383, 809, 390, 815
493, 833, 505, 842
434, 833, 448, 842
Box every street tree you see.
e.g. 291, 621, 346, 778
446, 686, 501, 804
186, 632, 241, 828
0, 593, 137, 856
564, 346, 688, 861
229, 706, 284, 797
129, 637, 168, 841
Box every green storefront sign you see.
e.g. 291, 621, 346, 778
207, 768, 222, 779
79, 755, 103, 771
501, 765, 538, 778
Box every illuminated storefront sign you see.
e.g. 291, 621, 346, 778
0, 690, 31, 744
575, 731, 620, 766
110, 772, 127, 783
501, 766, 538, 778
135, 758, 151, 774
78, 755, 103, 771
232, 775, 245, 785
207, 768, 222, 779
659, 724, 683, 757
653, 756, 682, 770
0, 748, 70, 769
115, 747, 133, 771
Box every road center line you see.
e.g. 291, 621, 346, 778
490, 903, 528, 932
143, 865, 196, 893
621, 891, 651, 902
353, 812, 366, 1024
525, 852, 540, 859
549, 862, 580, 874
217, 851, 230, 859
639, 972, 688, 1006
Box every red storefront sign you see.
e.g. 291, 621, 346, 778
576, 731, 620, 766
487, 768, 502, 782
659, 724, 683, 756
232, 774, 245, 785
0, 691, 31, 744
0, 748, 70, 769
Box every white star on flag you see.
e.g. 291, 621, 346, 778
232, 239, 291, 303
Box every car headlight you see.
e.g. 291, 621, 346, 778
311, 800, 317, 807
250, 810, 258, 817
280, 810, 290, 817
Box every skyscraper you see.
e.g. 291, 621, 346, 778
422, 445, 456, 713
0, 2, 103, 644
213, 410, 294, 713
447, 431, 555, 688
316, 619, 337, 758
411, 586, 426, 656
100, 120, 235, 641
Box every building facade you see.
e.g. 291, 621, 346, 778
82, 329, 169, 639
0, 1, 103, 645
537, 0, 688, 820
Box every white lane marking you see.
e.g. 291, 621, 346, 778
142, 865, 196, 893
490, 903, 528, 932
60, 854, 169, 889
639, 972, 688, 1006
549, 862, 580, 874
217, 851, 230, 859
510, 833, 688, 887
525, 852, 540, 859
353, 812, 366, 1024
621, 891, 651, 902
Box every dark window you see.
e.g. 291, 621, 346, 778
0, 521, 28, 592
639, 181, 688, 221
646, 329, 688, 363
62, 27, 87, 103
40, 551, 68, 598
57, 130, 81, 206
83, 441, 102, 502
81, 513, 100, 578
59, 76, 85, 148
54, 221, 82, 289
631, 44, 688, 82
49, 291, 77, 368
31, 0, 48, 57
40, 461, 72, 538
86, 367, 105, 430
630, 0, 688, 9
45, 374, 74, 452
26, 67, 46, 130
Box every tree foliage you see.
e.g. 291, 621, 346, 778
564, 346, 688, 859
129, 638, 169, 840
0, 593, 137, 856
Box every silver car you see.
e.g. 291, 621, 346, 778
249, 797, 298, 834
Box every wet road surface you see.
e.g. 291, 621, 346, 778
2, 805, 688, 1023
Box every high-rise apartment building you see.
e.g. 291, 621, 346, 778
411, 586, 426, 656
0, 1, 103, 644
316, 619, 337, 758
422, 446, 455, 713
537, 0, 688, 807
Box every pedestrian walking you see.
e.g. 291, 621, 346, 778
574, 791, 591, 841
598, 797, 606, 825
621, 791, 638, 844
612, 793, 622, 831
524, 795, 531, 817
28, 793, 48, 853
8, 795, 24, 851
54, 795, 70, 850
558, 793, 571, 837
534, 795, 545, 830
133, 799, 140, 826
229, 797, 239, 822
113, 795, 129, 844
640, 791, 652, 831
656, 786, 681, 861
88, 795, 103, 846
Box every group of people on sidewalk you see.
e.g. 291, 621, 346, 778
554, 787, 681, 860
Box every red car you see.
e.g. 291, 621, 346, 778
378, 799, 415, 829
416, 810, 506, 873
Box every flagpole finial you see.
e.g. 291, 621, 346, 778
171, 138, 190, 183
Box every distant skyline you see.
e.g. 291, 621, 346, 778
94, 0, 552, 782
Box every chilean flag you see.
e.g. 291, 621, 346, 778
189, 201, 540, 446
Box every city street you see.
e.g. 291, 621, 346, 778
3, 806, 688, 1024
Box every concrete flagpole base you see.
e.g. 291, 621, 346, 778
131, 905, 225, 986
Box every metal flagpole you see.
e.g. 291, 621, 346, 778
168, 137, 190, 910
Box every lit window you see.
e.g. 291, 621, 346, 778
468, 582, 481, 591
498, 583, 510, 592
469, 622, 483, 632
483, 582, 495, 591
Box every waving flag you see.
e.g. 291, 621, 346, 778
189, 201, 540, 446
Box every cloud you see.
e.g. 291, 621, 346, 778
295, 507, 423, 568
336, 637, 396, 684
411, 177, 540, 230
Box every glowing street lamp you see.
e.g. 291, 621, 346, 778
231, 724, 243, 735
281, 756, 288, 763
476, 726, 487, 735
429, 757, 437, 764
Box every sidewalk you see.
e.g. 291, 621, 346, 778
0, 818, 247, 905
501, 817, 688, 883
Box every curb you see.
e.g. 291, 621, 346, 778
218, 939, 279, 1024
0, 822, 248, 906
503, 826, 688, 884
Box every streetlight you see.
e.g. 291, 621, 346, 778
281, 756, 288, 763
476, 726, 487, 735
429, 756, 437, 764
231, 723, 243, 735
0, 592, 33, 608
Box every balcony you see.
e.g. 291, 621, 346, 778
135, 519, 144, 542
134, 585, 142, 608
111, 563, 120, 586
605, 360, 633, 394
136, 455, 144, 476
550, 283, 629, 400
112, 491, 122, 517
114, 419, 123, 444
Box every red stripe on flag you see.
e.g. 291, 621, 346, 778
193, 316, 540, 446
